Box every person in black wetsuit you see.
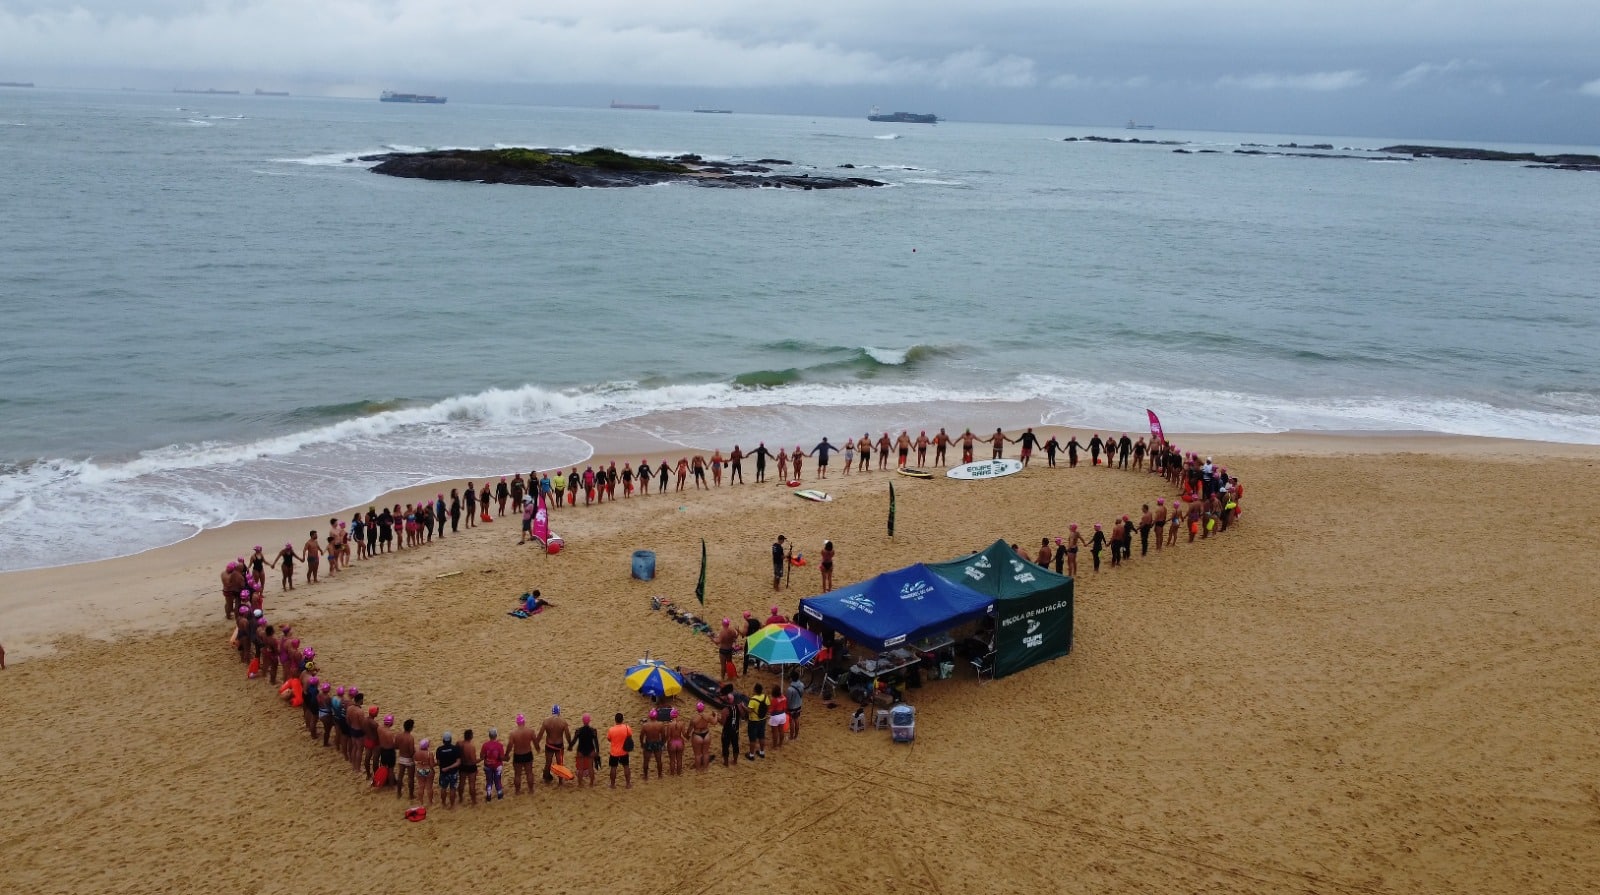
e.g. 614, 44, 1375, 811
657, 460, 670, 493
1087, 434, 1103, 467
1118, 434, 1133, 469
636, 459, 652, 495
1043, 435, 1060, 468
569, 714, 600, 787
448, 490, 461, 532
377, 508, 394, 553
463, 482, 477, 528
1065, 436, 1082, 468
719, 686, 741, 767
751, 442, 772, 483
1090, 523, 1106, 572
1053, 538, 1067, 575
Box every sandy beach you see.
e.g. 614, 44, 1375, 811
2, 429, 1598, 895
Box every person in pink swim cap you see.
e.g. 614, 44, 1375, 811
275, 541, 301, 592
665, 707, 686, 776
715, 616, 739, 681
508, 713, 536, 796
221, 559, 247, 619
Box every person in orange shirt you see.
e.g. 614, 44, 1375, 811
607, 713, 633, 789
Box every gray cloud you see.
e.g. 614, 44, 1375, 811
2, 0, 1598, 141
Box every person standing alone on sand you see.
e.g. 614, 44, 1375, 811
820, 540, 835, 591
771, 535, 787, 591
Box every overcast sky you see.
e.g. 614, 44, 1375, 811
3, 0, 1598, 143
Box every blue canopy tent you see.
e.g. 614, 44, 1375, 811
799, 563, 994, 651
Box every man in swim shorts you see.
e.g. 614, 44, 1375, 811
1015, 428, 1039, 467
508, 714, 537, 795
641, 709, 667, 781
302, 531, 322, 584
933, 428, 951, 466
395, 719, 416, 799
458, 729, 480, 807
1152, 499, 1168, 551
716, 618, 739, 680
434, 731, 461, 809
895, 430, 912, 468
745, 684, 769, 760
377, 714, 398, 786
539, 705, 569, 785
990, 428, 1007, 460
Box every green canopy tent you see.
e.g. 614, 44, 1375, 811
927, 539, 1073, 679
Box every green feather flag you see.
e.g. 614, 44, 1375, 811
695, 538, 707, 605
888, 482, 896, 537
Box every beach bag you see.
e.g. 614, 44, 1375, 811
623, 734, 635, 753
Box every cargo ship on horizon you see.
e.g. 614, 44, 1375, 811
867, 107, 938, 124
610, 100, 659, 110
174, 88, 240, 95
255, 89, 290, 97
380, 91, 446, 104
0, 81, 34, 88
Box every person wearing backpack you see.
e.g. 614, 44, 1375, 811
607, 713, 634, 789
745, 684, 770, 760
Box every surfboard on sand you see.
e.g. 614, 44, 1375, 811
946, 459, 1024, 481
897, 467, 933, 479
795, 489, 833, 502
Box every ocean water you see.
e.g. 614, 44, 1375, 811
2, 88, 1598, 571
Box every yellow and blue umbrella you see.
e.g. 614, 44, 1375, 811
624, 661, 683, 698
745, 623, 822, 666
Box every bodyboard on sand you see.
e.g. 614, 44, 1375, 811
897, 468, 933, 479
795, 489, 833, 502
946, 459, 1024, 481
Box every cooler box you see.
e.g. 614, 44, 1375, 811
631, 550, 656, 581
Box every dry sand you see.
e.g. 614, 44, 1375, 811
2, 429, 1599, 895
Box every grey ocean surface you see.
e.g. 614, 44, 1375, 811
2, 88, 1598, 570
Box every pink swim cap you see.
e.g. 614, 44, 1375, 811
384, 715, 394, 725
1157, 498, 1164, 504
696, 702, 705, 711
1054, 537, 1062, 544
253, 546, 261, 552
516, 714, 525, 725
285, 543, 293, 549
742, 610, 751, 618
308, 676, 319, 686
1069, 523, 1078, 530
648, 709, 658, 720
336, 687, 345, 695
226, 562, 237, 570
771, 605, 779, 613
419, 739, 430, 750
722, 618, 730, 626
582, 713, 592, 724
670, 708, 680, 719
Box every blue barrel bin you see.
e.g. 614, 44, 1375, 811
631, 550, 656, 581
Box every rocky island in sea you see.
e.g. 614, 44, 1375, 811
364, 147, 887, 189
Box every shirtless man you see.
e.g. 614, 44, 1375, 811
1187, 499, 1202, 543
715, 618, 739, 679
932, 428, 951, 466
875, 432, 891, 469
989, 428, 1007, 460
1152, 499, 1168, 552
458, 730, 480, 806
855, 434, 872, 472
508, 714, 537, 795
345, 693, 366, 770
377, 715, 398, 789
959, 429, 976, 464
914, 430, 930, 466
728, 445, 744, 484
1109, 518, 1124, 568
395, 719, 417, 799
1138, 504, 1154, 556
260, 625, 280, 684
1168, 501, 1183, 547
895, 431, 912, 468
302, 531, 322, 584
691, 454, 708, 490
539, 706, 569, 786
221, 562, 245, 619
641, 709, 667, 781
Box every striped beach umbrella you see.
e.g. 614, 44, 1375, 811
744, 623, 822, 666
624, 661, 684, 698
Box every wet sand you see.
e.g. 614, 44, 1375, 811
2, 430, 1598, 894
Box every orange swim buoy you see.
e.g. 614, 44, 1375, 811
549, 764, 575, 781
278, 678, 305, 706
786, 479, 801, 487
404, 806, 427, 822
